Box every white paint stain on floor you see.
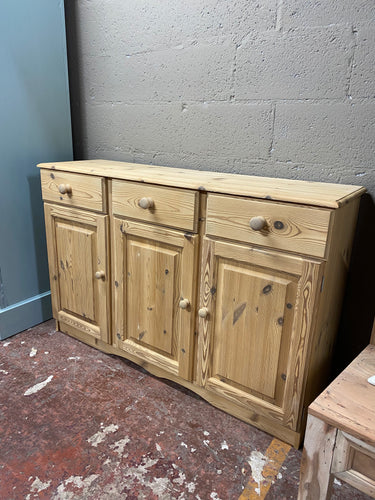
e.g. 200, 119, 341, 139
29, 347, 37, 357
248, 450, 268, 495
124, 457, 159, 483
94, 456, 196, 498
87, 424, 119, 447
148, 476, 172, 496
210, 492, 222, 499
24, 375, 53, 396
173, 471, 186, 486
65, 475, 99, 488
52, 474, 99, 499
221, 440, 229, 450
30, 476, 51, 492
124, 400, 139, 413
187, 481, 196, 493
110, 436, 130, 455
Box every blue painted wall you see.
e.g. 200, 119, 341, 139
0, 0, 73, 339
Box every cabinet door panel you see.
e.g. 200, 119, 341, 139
113, 218, 198, 380
44, 204, 109, 342
127, 240, 178, 355
197, 237, 323, 429
55, 222, 96, 320
214, 260, 298, 399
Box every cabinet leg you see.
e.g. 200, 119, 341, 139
298, 414, 337, 500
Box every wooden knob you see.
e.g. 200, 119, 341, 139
95, 270, 105, 280
249, 216, 267, 231
58, 183, 72, 195
138, 197, 154, 209
198, 307, 209, 319
179, 298, 190, 309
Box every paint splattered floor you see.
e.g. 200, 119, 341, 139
0, 320, 372, 499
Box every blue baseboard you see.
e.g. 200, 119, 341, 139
0, 291, 52, 340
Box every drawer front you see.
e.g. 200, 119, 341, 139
112, 180, 198, 232
332, 431, 375, 497
206, 194, 332, 258
41, 169, 105, 212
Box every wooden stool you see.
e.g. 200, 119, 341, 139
298, 340, 375, 499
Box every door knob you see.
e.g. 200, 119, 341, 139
249, 216, 267, 231
179, 298, 190, 309
58, 183, 72, 195
95, 270, 105, 280
138, 197, 154, 209
198, 307, 209, 319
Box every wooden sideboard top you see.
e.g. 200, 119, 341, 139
309, 344, 375, 445
38, 159, 366, 208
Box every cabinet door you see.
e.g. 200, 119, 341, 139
44, 203, 109, 342
197, 237, 323, 430
113, 218, 198, 381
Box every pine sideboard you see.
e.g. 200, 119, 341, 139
38, 160, 365, 447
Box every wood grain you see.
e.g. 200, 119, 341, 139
332, 431, 375, 496
112, 179, 198, 232
38, 159, 365, 208
113, 217, 198, 381
192, 192, 206, 383
299, 347, 375, 499
40, 160, 365, 448
41, 168, 105, 212
58, 310, 101, 339
206, 194, 332, 258
302, 198, 362, 432
55, 221, 96, 320
212, 259, 295, 399
283, 259, 324, 431
196, 237, 216, 388
298, 414, 337, 500
44, 203, 109, 343
309, 344, 375, 445
197, 237, 322, 430
205, 377, 285, 422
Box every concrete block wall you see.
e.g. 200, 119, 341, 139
65, 0, 375, 197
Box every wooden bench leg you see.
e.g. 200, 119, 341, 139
298, 414, 338, 500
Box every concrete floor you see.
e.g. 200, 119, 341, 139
0, 320, 372, 500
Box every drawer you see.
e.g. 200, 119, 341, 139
112, 180, 199, 232
41, 169, 106, 212
332, 431, 375, 496
206, 194, 332, 258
